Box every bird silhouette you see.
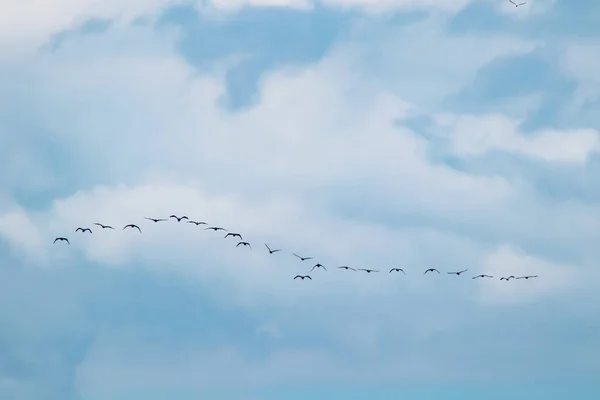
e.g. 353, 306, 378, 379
169, 215, 188, 222
123, 224, 142, 233
509, 0, 526, 7
472, 274, 493, 279
236, 241, 251, 249
338, 266, 356, 271
389, 268, 405, 274
75, 227, 92, 233
516, 275, 538, 280
424, 268, 440, 275
205, 226, 226, 231
145, 217, 167, 223
187, 220, 207, 226
225, 233, 243, 240
294, 275, 312, 280
53, 237, 70, 244
293, 253, 313, 261
265, 244, 281, 254
358, 268, 379, 273
311, 263, 327, 272
447, 269, 468, 276
500, 275, 516, 281
93, 223, 114, 229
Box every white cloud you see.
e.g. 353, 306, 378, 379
434, 113, 600, 164
1, 5, 600, 397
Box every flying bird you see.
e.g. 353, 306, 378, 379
358, 268, 379, 273
294, 275, 312, 280
145, 217, 167, 223
93, 223, 114, 229
53, 237, 70, 244
236, 241, 252, 249
508, 0, 526, 7
311, 263, 327, 272
187, 220, 207, 226
169, 215, 189, 222
500, 275, 516, 281
424, 268, 440, 275
205, 226, 226, 231
225, 232, 243, 240
75, 227, 92, 233
472, 274, 493, 279
447, 269, 468, 276
389, 268, 405, 274
264, 244, 281, 254
123, 224, 142, 233
293, 253, 313, 261
338, 266, 356, 271
516, 275, 538, 280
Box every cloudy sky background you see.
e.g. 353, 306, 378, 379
1, 0, 600, 399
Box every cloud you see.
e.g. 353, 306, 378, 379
433, 113, 600, 164
1, 1, 600, 399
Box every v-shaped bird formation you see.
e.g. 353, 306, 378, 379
52, 213, 540, 283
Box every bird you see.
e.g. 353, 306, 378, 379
447, 269, 468, 276
169, 215, 189, 222
293, 253, 313, 261
122, 224, 142, 233
225, 233, 243, 240
338, 266, 356, 271
53, 237, 70, 244
93, 223, 114, 229
187, 220, 207, 226
516, 275, 538, 280
265, 244, 281, 254
389, 268, 405, 274
358, 268, 379, 273
205, 226, 226, 231
423, 268, 440, 275
294, 275, 312, 280
500, 275, 516, 281
472, 274, 493, 279
75, 227, 92, 233
236, 241, 251, 249
311, 263, 327, 272
508, 0, 526, 7
145, 217, 167, 223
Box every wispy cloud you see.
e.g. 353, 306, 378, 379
1, 1, 600, 399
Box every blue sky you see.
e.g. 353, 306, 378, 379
1, 0, 600, 399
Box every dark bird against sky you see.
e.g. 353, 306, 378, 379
311, 263, 327, 272
293, 253, 313, 261
123, 224, 142, 233
205, 226, 226, 231
338, 266, 356, 271
145, 217, 167, 223
236, 241, 251, 249
448, 269, 468, 276
294, 275, 312, 280
265, 244, 281, 254
75, 227, 92, 233
170, 215, 189, 222
472, 274, 493, 279
509, 0, 526, 7
93, 223, 114, 229
225, 233, 243, 240
358, 268, 379, 273
53, 237, 70, 244
389, 268, 405, 274
424, 268, 440, 275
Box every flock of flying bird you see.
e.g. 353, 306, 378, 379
52, 214, 539, 282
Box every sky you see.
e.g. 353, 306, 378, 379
1, 0, 600, 399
